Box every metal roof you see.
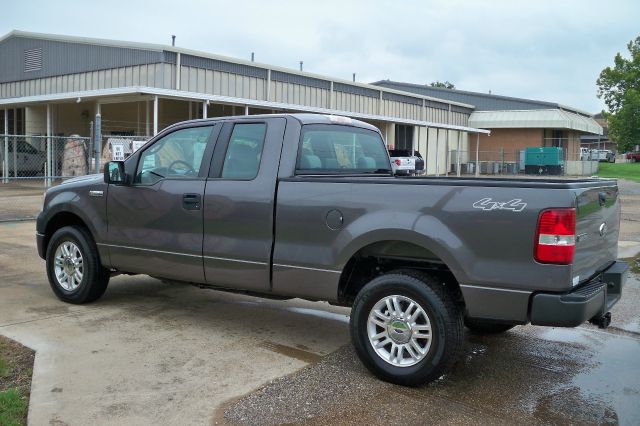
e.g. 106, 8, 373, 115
0, 30, 474, 110
469, 109, 603, 135
371, 80, 594, 117
0, 85, 490, 134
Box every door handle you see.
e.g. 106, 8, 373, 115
183, 193, 201, 210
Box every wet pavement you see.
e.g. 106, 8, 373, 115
224, 310, 640, 425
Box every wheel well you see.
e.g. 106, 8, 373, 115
43, 212, 90, 254
336, 241, 463, 307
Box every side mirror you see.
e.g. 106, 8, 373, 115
104, 161, 127, 185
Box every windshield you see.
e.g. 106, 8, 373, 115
296, 124, 391, 175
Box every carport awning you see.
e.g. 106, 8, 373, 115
0, 86, 491, 134
469, 109, 603, 135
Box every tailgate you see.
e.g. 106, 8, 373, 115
572, 184, 620, 286
392, 157, 415, 170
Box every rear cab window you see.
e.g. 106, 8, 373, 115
296, 124, 391, 175
221, 123, 267, 180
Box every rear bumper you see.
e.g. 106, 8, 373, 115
530, 261, 628, 327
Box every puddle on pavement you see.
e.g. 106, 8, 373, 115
539, 327, 640, 425
224, 326, 640, 425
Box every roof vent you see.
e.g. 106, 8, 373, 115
24, 48, 42, 72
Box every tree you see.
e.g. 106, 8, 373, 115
430, 81, 455, 89
597, 36, 640, 152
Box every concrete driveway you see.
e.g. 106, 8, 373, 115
1, 221, 351, 425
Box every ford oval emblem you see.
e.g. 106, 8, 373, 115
599, 222, 608, 237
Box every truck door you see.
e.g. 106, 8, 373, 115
105, 124, 220, 282
202, 118, 286, 291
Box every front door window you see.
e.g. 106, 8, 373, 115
136, 126, 213, 184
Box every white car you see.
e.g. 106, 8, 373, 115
388, 149, 416, 175
3, 140, 46, 175
591, 149, 614, 162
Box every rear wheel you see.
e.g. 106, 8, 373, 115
350, 270, 463, 386
632, 157, 637, 163
46, 226, 110, 304
464, 317, 515, 334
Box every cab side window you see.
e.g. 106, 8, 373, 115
221, 123, 267, 180
136, 126, 213, 184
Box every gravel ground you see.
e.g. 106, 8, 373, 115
223, 322, 639, 425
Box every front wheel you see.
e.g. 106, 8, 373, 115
46, 226, 110, 304
350, 270, 463, 386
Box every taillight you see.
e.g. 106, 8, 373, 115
534, 208, 576, 264
395, 159, 401, 166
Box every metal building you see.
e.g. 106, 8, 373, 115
372, 80, 604, 175
0, 30, 488, 181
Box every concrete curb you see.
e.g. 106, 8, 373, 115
619, 241, 640, 259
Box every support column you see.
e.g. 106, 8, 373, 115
475, 133, 480, 177
145, 100, 150, 136
386, 122, 396, 149
3, 109, 7, 183
425, 126, 429, 175
153, 96, 159, 136
94, 113, 101, 175
46, 104, 52, 187
456, 131, 461, 177
136, 102, 140, 136
444, 130, 450, 177
12, 108, 17, 178
244, 105, 249, 115
203, 101, 208, 119
435, 128, 440, 176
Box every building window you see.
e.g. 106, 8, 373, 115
24, 48, 42, 72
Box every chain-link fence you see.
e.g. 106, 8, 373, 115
1, 135, 93, 183
444, 149, 600, 177
0, 134, 152, 186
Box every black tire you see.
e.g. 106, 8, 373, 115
45, 226, 110, 304
632, 157, 637, 163
464, 317, 515, 334
350, 270, 463, 386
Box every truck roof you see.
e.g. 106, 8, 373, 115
169, 113, 380, 133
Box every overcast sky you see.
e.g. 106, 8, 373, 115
3, 0, 639, 113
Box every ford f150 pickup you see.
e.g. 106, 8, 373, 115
36, 114, 627, 386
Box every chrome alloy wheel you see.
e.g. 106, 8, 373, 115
53, 241, 84, 291
367, 295, 432, 367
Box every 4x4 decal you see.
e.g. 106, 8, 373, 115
472, 198, 527, 212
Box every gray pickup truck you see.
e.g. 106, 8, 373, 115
36, 114, 627, 386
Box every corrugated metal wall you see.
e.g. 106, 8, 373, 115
0, 63, 173, 98
0, 36, 171, 84
0, 35, 471, 128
